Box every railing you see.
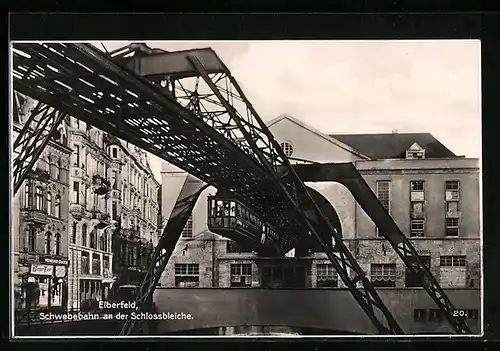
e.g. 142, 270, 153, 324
23, 209, 48, 224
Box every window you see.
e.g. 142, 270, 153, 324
72, 222, 77, 244
111, 170, 117, 189
90, 229, 97, 249
35, 187, 43, 211
55, 160, 61, 181
92, 253, 101, 275
440, 255, 466, 267
102, 233, 108, 252
81, 252, 90, 274
376, 181, 390, 236
47, 192, 52, 216
55, 195, 61, 218
410, 219, 425, 237
181, 214, 193, 238
103, 256, 110, 276
406, 151, 425, 159
73, 181, 80, 204
230, 264, 252, 287
406, 256, 431, 287
175, 263, 200, 287
112, 202, 118, 221
27, 226, 36, 252
414, 309, 426, 322
446, 180, 460, 191
316, 264, 338, 288
445, 218, 459, 237
429, 309, 443, 322
370, 263, 396, 287
112, 147, 118, 158
75, 145, 80, 166
24, 184, 31, 208
44, 232, 52, 255
81, 224, 87, 246
54, 233, 61, 256
280, 142, 294, 157
128, 246, 137, 266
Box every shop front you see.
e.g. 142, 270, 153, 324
19, 257, 69, 311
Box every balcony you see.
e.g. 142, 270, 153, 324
69, 203, 86, 221
92, 174, 111, 195
446, 211, 461, 219
26, 168, 50, 183
90, 209, 111, 228
22, 209, 48, 227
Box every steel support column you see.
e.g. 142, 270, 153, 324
120, 174, 208, 335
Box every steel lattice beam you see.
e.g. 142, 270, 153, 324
10, 42, 472, 335
12, 94, 67, 194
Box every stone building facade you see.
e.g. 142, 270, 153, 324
65, 117, 160, 309
158, 114, 481, 334
13, 94, 72, 313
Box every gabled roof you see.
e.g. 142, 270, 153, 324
328, 133, 457, 159
266, 114, 370, 159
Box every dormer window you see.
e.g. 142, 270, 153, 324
406, 142, 426, 159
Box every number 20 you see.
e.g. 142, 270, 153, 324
453, 310, 467, 317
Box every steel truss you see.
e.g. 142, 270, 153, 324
12, 94, 67, 194
10, 43, 471, 335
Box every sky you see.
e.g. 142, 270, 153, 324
93, 40, 482, 182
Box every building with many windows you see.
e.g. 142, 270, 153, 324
159, 114, 481, 334
65, 118, 160, 309
12, 94, 72, 314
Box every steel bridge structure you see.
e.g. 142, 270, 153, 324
11, 42, 471, 335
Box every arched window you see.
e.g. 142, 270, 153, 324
72, 222, 77, 244
55, 195, 61, 218
55, 160, 61, 181
24, 184, 30, 208
47, 192, 53, 216
54, 233, 61, 256
35, 187, 43, 211
44, 232, 52, 254
90, 230, 97, 249
81, 224, 87, 246
27, 226, 36, 252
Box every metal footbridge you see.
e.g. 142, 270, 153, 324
11, 42, 471, 335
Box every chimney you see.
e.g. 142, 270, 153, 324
392, 129, 399, 134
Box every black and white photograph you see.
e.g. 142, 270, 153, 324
10, 40, 482, 338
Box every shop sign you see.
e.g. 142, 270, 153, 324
41, 257, 69, 266
30, 264, 53, 276
54, 265, 67, 278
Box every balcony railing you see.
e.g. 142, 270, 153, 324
22, 209, 48, 226
26, 168, 50, 183
92, 174, 111, 195
69, 203, 86, 220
